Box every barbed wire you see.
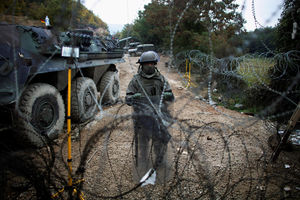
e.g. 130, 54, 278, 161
0, 0, 300, 200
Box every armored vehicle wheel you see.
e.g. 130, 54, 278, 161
71, 77, 98, 123
99, 71, 120, 104
17, 83, 65, 147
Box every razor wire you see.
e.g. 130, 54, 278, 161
173, 49, 299, 122
0, 0, 300, 200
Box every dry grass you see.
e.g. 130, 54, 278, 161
0, 15, 43, 26
237, 58, 275, 86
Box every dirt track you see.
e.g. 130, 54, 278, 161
59, 54, 299, 199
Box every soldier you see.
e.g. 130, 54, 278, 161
125, 51, 174, 183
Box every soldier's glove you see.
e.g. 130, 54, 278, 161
132, 93, 142, 99
163, 92, 173, 101
125, 93, 142, 106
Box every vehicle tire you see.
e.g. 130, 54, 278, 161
71, 77, 98, 123
99, 71, 120, 104
17, 83, 65, 147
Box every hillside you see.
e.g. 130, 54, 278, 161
0, 0, 109, 34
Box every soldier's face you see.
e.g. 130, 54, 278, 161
143, 63, 155, 67
142, 63, 156, 75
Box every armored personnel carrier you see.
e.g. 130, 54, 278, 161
0, 24, 124, 146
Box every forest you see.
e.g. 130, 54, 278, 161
118, 0, 299, 56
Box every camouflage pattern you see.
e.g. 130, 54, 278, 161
125, 66, 174, 101
126, 61, 174, 182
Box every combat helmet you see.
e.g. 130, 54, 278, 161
137, 51, 160, 64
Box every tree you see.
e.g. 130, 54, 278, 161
276, 0, 300, 52
265, 0, 300, 123
113, 31, 121, 39
0, 0, 26, 16
133, 2, 170, 48
0, 0, 108, 32
120, 24, 134, 39
239, 27, 277, 54
27, 2, 46, 20
127, 0, 244, 57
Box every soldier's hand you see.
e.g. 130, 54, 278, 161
125, 93, 142, 106
163, 92, 173, 101
132, 93, 142, 99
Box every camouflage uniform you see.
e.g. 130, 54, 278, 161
126, 52, 174, 173
126, 67, 174, 100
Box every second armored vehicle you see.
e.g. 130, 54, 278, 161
128, 44, 154, 57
